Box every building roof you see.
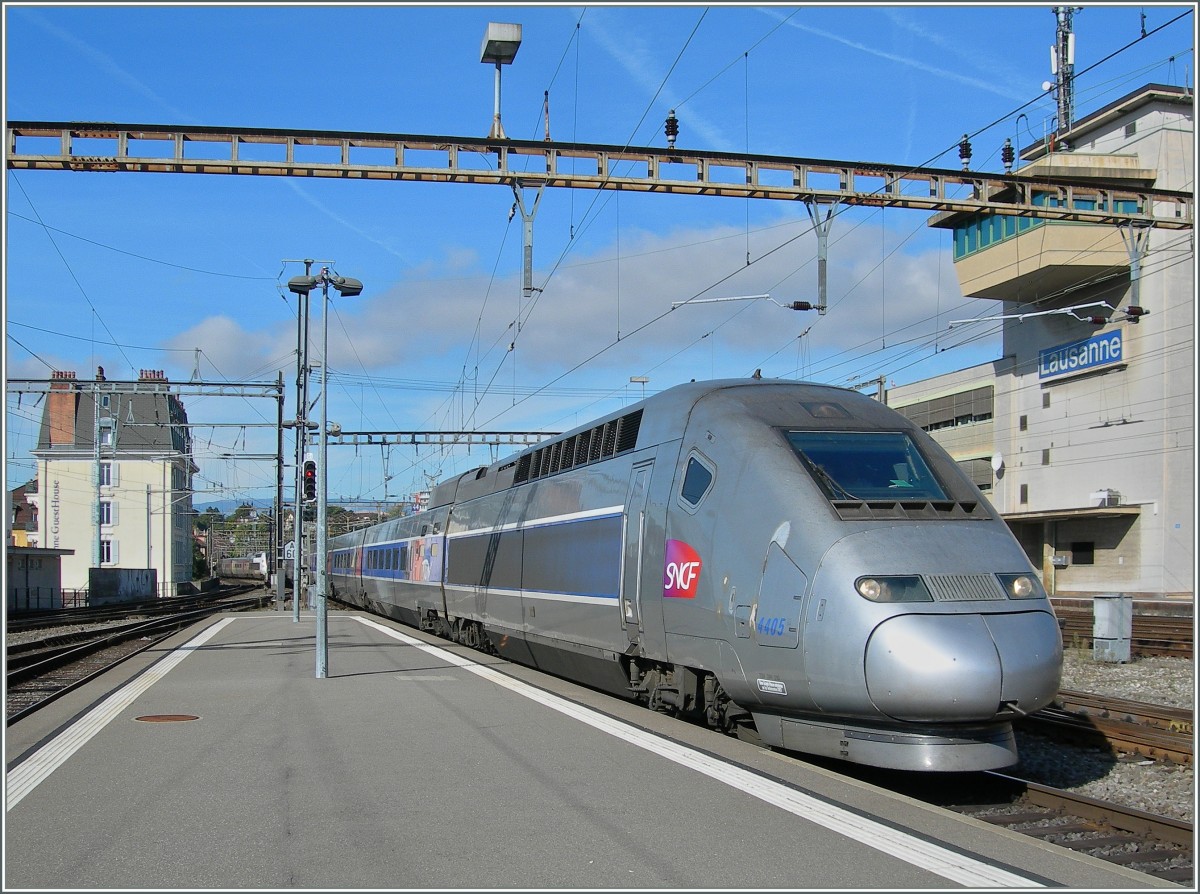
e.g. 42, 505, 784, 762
1020, 83, 1194, 161
33, 369, 193, 459
7, 546, 75, 557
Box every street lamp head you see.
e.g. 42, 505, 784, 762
329, 276, 363, 297
481, 22, 522, 64
287, 275, 318, 296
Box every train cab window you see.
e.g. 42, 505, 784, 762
787, 431, 948, 502
680, 455, 715, 507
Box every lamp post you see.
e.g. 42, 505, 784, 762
287, 265, 362, 678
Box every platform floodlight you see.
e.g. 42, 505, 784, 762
481, 22, 522, 140
287, 275, 319, 296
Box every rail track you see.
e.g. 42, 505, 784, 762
5, 592, 270, 724
958, 773, 1194, 886
1019, 690, 1193, 765
821, 758, 1194, 887
5, 585, 268, 634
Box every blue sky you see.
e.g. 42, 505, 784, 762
4, 2, 1195, 508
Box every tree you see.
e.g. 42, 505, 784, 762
195, 507, 225, 532
192, 539, 209, 579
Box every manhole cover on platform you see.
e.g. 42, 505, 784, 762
134, 714, 199, 723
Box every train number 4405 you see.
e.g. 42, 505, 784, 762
756, 616, 787, 637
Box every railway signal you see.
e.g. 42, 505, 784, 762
303, 458, 317, 502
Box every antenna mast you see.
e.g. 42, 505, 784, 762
1052, 7, 1080, 137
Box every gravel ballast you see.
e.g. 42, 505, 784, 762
1011, 649, 1194, 822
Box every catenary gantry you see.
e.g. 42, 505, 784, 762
5, 121, 1193, 229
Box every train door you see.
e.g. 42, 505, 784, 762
755, 541, 807, 648
621, 461, 653, 642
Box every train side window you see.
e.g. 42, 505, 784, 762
679, 454, 715, 508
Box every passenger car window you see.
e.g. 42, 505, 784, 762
680, 456, 715, 506
787, 431, 948, 502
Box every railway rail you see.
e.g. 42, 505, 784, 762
1019, 690, 1193, 765
5, 593, 269, 724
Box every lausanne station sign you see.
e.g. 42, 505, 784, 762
1039, 330, 1124, 381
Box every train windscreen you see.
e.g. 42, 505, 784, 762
786, 431, 948, 503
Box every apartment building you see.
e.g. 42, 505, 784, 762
32, 368, 198, 597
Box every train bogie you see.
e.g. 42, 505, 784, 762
328, 379, 1063, 772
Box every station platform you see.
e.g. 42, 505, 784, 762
5, 610, 1177, 889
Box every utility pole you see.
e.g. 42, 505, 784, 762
283, 258, 320, 623
274, 370, 286, 611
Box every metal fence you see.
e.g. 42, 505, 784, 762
6, 587, 89, 612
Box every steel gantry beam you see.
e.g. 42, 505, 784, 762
327, 430, 556, 448
6, 121, 1192, 229
6, 377, 283, 399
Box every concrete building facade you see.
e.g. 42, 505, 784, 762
31, 368, 198, 597
890, 84, 1194, 598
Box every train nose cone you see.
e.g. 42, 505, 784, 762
864, 612, 1059, 722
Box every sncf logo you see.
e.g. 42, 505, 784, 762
664, 539, 703, 599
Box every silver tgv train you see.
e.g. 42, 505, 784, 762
328, 379, 1062, 772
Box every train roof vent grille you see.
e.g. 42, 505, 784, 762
831, 500, 987, 521
514, 453, 533, 483
926, 574, 1003, 602
511, 409, 644, 486
615, 409, 642, 453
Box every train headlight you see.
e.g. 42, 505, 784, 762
997, 573, 1045, 599
855, 575, 933, 603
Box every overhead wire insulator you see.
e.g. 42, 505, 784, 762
664, 110, 679, 150
1124, 305, 1149, 323
1001, 138, 1015, 174
958, 134, 973, 171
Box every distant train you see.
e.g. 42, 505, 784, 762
217, 554, 273, 583
327, 379, 1063, 772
